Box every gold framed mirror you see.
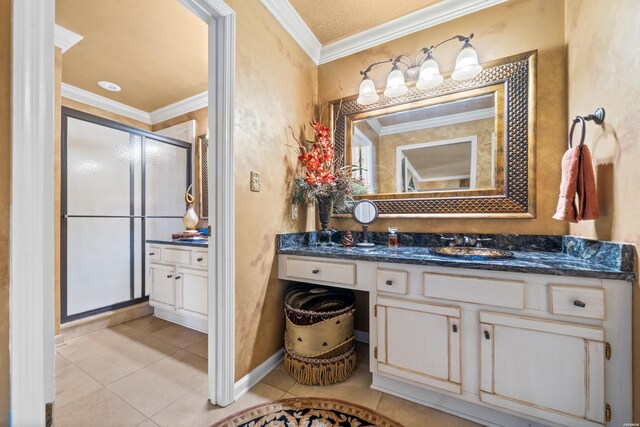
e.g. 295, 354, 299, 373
330, 50, 537, 218
196, 134, 208, 219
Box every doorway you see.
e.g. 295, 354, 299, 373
10, 0, 236, 424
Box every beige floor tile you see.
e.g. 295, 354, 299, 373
55, 363, 102, 408
185, 337, 208, 359
55, 388, 147, 427
108, 350, 208, 417
137, 420, 158, 427
57, 325, 151, 363
287, 362, 382, 410
260, 363, 295, 392
56, 352, 71, 370
281, 393, 296, 399
376, 393, 481, 427
121, 315, 174, 334
150, 324, 206, 348
151, 382, 285, 427
73, 334, 181, 385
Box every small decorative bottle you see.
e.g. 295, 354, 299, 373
388, 227, 398, 248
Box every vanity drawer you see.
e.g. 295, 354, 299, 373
549, 285, 604, 319
285, 258, 356, 286
376, 269, 408, 294
192, 251, 208, 268
161, 247, 191, 265
424, 273, 524, 309
148, 246, 161, 262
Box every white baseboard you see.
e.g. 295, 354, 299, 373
54, 334, 65, 347
233, 348, 284, 401
354, 329, 369, 344
152, 307, 208, 333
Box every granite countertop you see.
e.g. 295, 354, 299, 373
277, 232, 636, 281
146, 238, 208, 248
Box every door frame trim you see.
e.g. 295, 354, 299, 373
10, 0, 236, 422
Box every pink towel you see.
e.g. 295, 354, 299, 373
553, 145, 599, 222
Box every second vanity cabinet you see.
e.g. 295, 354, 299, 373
278, 254, 631, 427
147, 243, 208, 332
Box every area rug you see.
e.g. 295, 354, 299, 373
213, 397, 404, 427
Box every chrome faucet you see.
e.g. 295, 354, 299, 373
441, 235, 492, 248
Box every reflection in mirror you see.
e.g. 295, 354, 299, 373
352, 93, 496, 194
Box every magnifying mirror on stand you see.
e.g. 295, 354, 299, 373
352, 199, 379, 248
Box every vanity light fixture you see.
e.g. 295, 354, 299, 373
356, 33, 482, 105
98, 80, 121, 92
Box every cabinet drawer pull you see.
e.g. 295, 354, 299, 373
573, 300, 586, 308
197, 257, 203, 262
149, 252, 155, 256
312, 269, 320, 274
175, 276, 181, 280
167, 274, 173, 278
484, 330, 490, 340
385, 280, 393, 286
452, 324, 458, 333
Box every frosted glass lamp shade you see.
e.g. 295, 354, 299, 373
383, 68, 408, 98
416, 56, 444, 90
452, 42, 482, 81
357, 78, 380, 105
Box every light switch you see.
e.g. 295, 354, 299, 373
250, 171, 261, 192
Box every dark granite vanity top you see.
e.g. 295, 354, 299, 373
146, 238, 208, 248
277, 232, 636, 281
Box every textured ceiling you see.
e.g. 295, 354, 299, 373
56, 0, 207, 112
289, 0, 442, 44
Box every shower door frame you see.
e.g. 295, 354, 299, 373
60, 107, 193, 323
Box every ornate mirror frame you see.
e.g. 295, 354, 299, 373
330, 50, 537, 218
196, 135, 209, 219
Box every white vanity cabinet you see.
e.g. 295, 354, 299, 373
278, 254, 632, 427
147, 243, 208, 332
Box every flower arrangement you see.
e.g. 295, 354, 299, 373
289, 119, 367, 213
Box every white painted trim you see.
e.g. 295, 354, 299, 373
233, 348, 284, 400
354, 329, 370, 344
11, 1, 56, 424
61, 83, 152, 125
319, 0, 506, 64
376, 108, 495, 136
54, 24, 83, 53
258, 0, 321, 64
152, 307, 208, 333
367, 118, 383, 135
149, 91, 209, 124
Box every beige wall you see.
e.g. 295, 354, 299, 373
564, 0, 640, 418
0, 0, 9, 422
319, 0, 568, 235
226, 0, 317, 380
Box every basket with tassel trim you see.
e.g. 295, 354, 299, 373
284, 284, 356, 385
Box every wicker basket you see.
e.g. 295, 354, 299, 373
284, 285, 357, 385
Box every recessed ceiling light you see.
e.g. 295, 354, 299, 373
98, 81, 121, 92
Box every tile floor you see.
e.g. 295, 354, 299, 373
55, 315, 478, 426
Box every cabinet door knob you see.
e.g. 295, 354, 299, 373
167, 274, 173, 278
484, 330, 491, 340
175, 276, 181, 280
197, 257, 203, 262
385, 280, 393, 286
312, 269, 320, 274
452, 324, 458, 333
573, 300, 586, 308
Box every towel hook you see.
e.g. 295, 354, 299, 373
568, 107, 605, 149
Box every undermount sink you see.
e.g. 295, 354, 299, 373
429, 246, 514, 259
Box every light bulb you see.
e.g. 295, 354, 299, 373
452, 41, 482, 81
416, 54, 443, 90
357, 77, 379, 105
383, 67, 408, 98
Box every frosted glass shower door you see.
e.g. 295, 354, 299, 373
64, 117, 142, 318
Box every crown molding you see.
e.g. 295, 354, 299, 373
149, 91, 208, 124
371, 107, 495, 136
258, 0, 321, 64
319, 0, 506, 64
54, 24, 83, 53
61, 83, 152, 124
367, 118, 383, 135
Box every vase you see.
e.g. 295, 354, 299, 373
316, 195, 333, 244
183, 203, 199, 232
